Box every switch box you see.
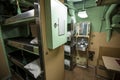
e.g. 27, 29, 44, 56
45, 0, 67, 49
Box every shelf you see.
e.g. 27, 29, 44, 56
8, 50, 39, 65
6, 37, 39, 55
8, 50, 40, 78
3, 9, 35, 26
75, 35, 89, 38
10, 64, 38, 80
3, 17, 35, 26
76, 64, 87, 68
64, 58, 76, 70
10, 65, 25, 80
64, 52, 71, 57
65, 41, 76, 47
76, 47, 88, 52
11, 72, 24, 80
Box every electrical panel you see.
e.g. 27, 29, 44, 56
45, 0, 67, 49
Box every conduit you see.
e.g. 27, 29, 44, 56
99, 6, 109, 32
105, 4, 117, 42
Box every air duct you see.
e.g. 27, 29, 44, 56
105, 4, 117, 42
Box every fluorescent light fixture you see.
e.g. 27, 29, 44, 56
78, 10, 88, 18
67, 0, 82, 2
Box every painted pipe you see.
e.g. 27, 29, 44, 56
19, 0, 33, 7
67, 2, 76, 23
11, 0, 33, 7
99, 6, 109, 32
105, 4, 117, 42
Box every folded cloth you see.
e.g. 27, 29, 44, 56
30, 37, 38, 44
64, 59, 70, 67
24, 59, 41, 78
64, 45, 71, 53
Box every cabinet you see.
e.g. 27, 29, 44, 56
64, 21, 76, 70
45, 0, 67, 49
0, 3, 44, 80
74, 22, 90, 68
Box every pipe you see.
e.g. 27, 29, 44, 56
105, 4, 117, 42
19, 0, 34, 7
99, 6, 109, 32
16, 0, 21, 14
67, 2, 76, 23
11, 0, 33, 7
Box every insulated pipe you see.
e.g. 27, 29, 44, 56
19, 0, 33, 7
99, 6, 109, 32
11, 0, 33, 7
105, 4, 117, 42
67, 1, 76, 23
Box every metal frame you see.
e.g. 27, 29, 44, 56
5, 9, 35, 24
1, 1, 46, 80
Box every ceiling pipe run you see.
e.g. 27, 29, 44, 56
105, 4, 117, 42
11, 0, 33, 7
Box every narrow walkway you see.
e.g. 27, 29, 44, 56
65, 66, 100, 80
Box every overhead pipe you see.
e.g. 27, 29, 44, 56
105, 4, 117, 42
99, 6, 109, 32
67, 1, 77, 23
11, 0, 33, 7
19, 0, 33, 7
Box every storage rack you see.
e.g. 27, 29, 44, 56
64, 20, 76, 70
75, 22, 90, 68
1, 2, 45, 80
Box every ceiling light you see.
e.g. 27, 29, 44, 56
67, 0, 83, 2
78, 10, 88, 18
78, 0, 88, 18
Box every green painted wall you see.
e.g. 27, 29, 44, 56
76, 6, 107, 32
1, 24, 29, 39
66, 1, 108, 32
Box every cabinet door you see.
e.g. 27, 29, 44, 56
45, 0, 67, 49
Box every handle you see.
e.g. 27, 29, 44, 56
54, 18, 59, 28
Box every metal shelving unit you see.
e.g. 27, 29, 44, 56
1, 2, 45, 80
64, 21, 76, 70
75, 22, 91, 68
6, 37, 39, 55
8, 50, 40, 78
